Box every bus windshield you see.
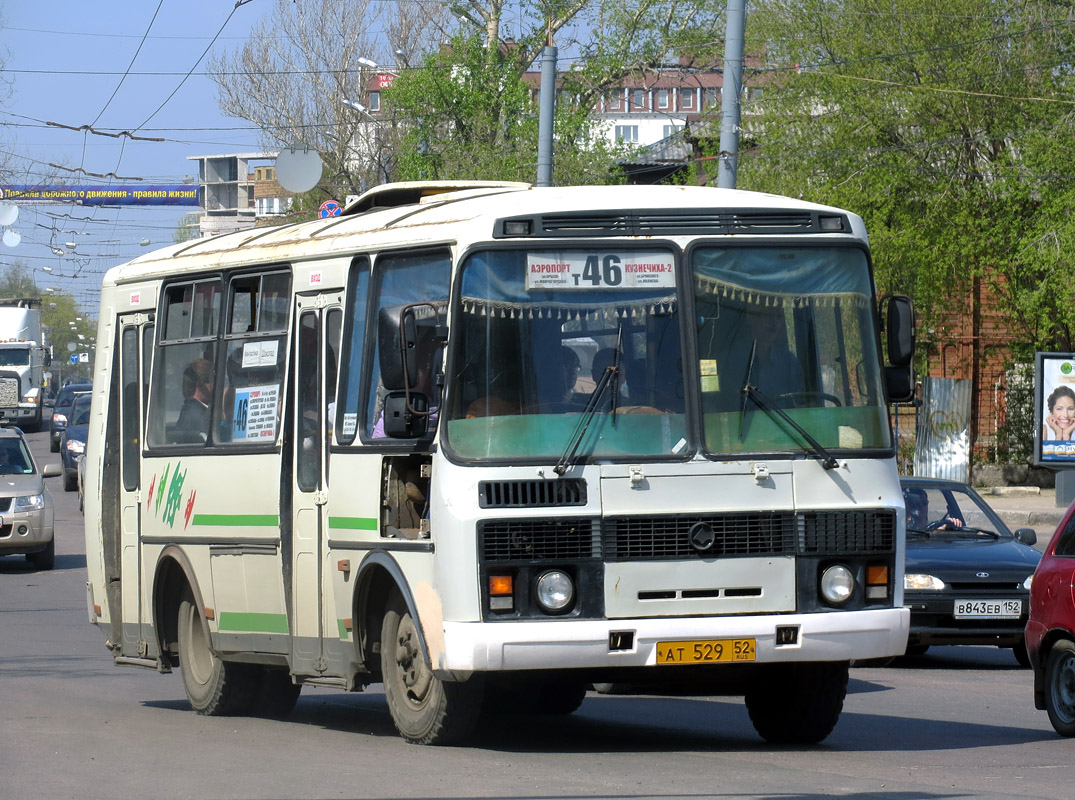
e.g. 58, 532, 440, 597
692, 245, 890, 455
445, 248, 686, 460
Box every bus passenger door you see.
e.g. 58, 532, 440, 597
117, 316, 153, 655
288, 294, 341, 675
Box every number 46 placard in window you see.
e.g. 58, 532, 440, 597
526, 251, 675, 290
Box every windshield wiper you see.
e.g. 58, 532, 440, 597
741, 382, 839, 470
553, 325, 623, 476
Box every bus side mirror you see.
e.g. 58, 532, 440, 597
382, 391, 429, 438
884, 295, 915, 367
882, 295, 916, 403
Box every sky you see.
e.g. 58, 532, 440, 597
0, 0, 275, 313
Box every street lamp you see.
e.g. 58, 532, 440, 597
342, 98, 371, 116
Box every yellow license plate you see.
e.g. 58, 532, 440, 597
656, 638, 756, 664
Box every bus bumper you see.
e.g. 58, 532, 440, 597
439, 607, 909, 672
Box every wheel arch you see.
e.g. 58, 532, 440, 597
353, 551, 429, 677
1034, 629, 1075, 710
152, 545, 206, 668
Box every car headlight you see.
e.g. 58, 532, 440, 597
1023, 575, 1034, 591
821, 564, 855, 604
53, 413, 68, 425
14, 493, 45, 511
535, 570, 575, 613
905, 573, 946, 591
65, 439, 85, 454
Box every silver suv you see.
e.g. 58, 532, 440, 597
0, 427, 62, 569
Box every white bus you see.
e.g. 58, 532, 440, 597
84, 181, 915, 745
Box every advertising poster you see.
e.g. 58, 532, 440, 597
1035, 352, 1075, 464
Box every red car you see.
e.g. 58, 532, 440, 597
1027, 500, 1075, 736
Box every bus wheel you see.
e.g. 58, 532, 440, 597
251, 668, 302, 717
744, 661, 848, 744
381, 593, 482, 744
177, 591, 256, 715
535, 679, 588, 715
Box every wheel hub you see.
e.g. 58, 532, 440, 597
394, 614, 432, 707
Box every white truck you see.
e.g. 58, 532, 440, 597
0, 298, 50, 432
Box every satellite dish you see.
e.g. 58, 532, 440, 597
2, 229, 21, 247
275, 146, 323, 193
0, 202, 17, 227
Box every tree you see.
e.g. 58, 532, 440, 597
741, 0, 1075, 357
385, 30, 626, 184
208, 0, 438, 199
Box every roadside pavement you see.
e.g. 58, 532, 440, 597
978, 485, 1070, 544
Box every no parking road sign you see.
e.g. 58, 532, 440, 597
318, 199, 342, 218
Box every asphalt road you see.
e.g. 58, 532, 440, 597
3, 425, 1074, 800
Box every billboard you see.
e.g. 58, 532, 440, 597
0, 185, 199, 207
1034, 352, 1075, 464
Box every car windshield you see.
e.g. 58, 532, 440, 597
71, 396, 91, 426
901, 482, 1009, 537
0, 346, 30, 367
0, 438, 34, 474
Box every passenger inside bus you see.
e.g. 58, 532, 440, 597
174, 358, 214, 442
742, 305, 805, 404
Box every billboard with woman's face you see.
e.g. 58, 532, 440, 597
1035, 352, 1075, 464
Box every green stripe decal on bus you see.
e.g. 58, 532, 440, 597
337, 619, 350, 640
191, 514, 279, 527
218, 612, 289, 634
328, 516, 378, 530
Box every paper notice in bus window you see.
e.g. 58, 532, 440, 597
526, 252, 675, 290
699, 359, 720, 392
341, 413, 358, 437
241, 339, 279, 368
231, 384, 280, 441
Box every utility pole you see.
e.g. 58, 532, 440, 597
536, 22, 557, 187
718, 0, 746, 189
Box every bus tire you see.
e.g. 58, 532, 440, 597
744, 661, 848, 744
251, 667, 301, 717
177, 591, 256, 715
381, 592, 482, 744
535, 678, 588, 715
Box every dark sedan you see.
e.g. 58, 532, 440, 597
900, 477, 1041, 665
48, 382, 92, 452
59, 393, 90, 492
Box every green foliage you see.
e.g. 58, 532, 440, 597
386, 31, 625, 185
742, 0, 1075, 354
0, 263, 93, 365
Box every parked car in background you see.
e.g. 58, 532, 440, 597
900, 477, 1041, 665
48, 382, 92, 452
59, 393, 90, 492
0, 426, 62, 569
1027, 501, 1075, 736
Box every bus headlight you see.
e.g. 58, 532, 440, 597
820, 564, 855, 605
535, 570, 575, 613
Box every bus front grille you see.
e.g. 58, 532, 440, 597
799, 510, 896, 554
480, 518, 599, 562
478, 478, 586, 508
603, 509, 896, 561
605, 513, 797, 560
